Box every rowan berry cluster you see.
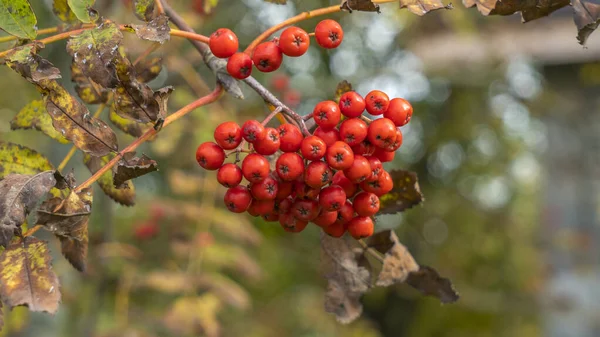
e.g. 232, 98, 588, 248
195, 89, 413, 239
208, 19, 344, 79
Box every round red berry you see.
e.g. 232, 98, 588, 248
250, 176, 279, 200
252, 41, 283, 72
365, 90, 390, 116
351, 140, 375, 156
385, 98, 413, 126
242, 153, 270, 183
315, 19, 344, 49
226, 53, 253, 79
262, 213, 280, 222
196, 142, 225, 170
319, 185, 347, 211
360, 170, 393, 196
301, 135, 327, 161
279, 212, 309, 233
278, 124, 303, 152
279, 26, 310, 57
271, 74, 289, 92
248, 199, 276, 216
209, 28, 239, 58
214, 121, 242, 150
276, 197, 294, 214
353, 192, 380, 217
292, 199, 320, 221
312, 101, 341, 130
241, 120, 266, 143
283, 89, 302, 108
313, 210, 338, 227
339, 91, 366, 118
365, 156, 382, 182
367, 117, 397, 149
323, 221, 346, 237
217, 163, 242, 188
293, 180, 320, 200
326, 141, 355, 170
313, 127, 340, 147
304, 161, 333, 189
339, 118, 368, 147
224, 185, 252, 213
343, 155, 372, 183
347, 216, 374, 239
276, 180, 294, 199
254, 127, 280, 155
386, 128, 403, 152
373, 148, 395, 162
334, 201, 354, 226
276, 152, 305, 181
332, 170, 357, 198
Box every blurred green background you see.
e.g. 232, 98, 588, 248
2, 0, 600, 336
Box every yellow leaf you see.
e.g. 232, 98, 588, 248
163, 294, 222, 337
0, 142, 53, 179
11, 100, 69, 144
83, 153, 135, 206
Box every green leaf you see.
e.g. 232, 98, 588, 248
83, 153, 135, 206
11, 100, 70, 144
133, 0, 155, 21
67, 0, 97, 23
0, 142, 54, 179
0, 237, 61, 313
53, 0, 78, 24
0, 0, 37, 39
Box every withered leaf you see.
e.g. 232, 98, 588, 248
320, 233, 370, 324
84, 153, 135, 206
463, 0, 569, 22
127, 14, 170, 44
379, 170, 423, 215
113, 152, 158, 188
108, 108, 154, 138
53, 170, 76, 190
0, 142, 54, 178
366, 230, 419, 287
67, 0, 99, 23
573, 0, 600, 45
11, 100, 70, 144
0, 237, 61, 314
37, 188, 93, 272
5, 44, 61, 83
400, 0, 452, 15
340, 0, 381, 13
70, 61, 110, 104
134, 56, 162, 83
407, 266, 459, 304
66, 21, 123, 88
0, 172, 56, 248
335, 80, 353, 103
133, 0, 155, 21
263, 0, 286, 3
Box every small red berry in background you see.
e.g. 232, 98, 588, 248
339, 91, 366, 118
326, 141, 355, 170
271, 74, 290, 92
279, 26, 310, 57
196, 142, 225, 170
226, 53, 253, 79
214, 121, 242, 150
319, 185, 347, 211
385, 98, 413, 126
301, 136, 327, 161
304, 161, 333, 189
248, 199, 276, 216
224, 185, 252, 213
367, 117, 397, 149
365, 90, 390, 116
250, 176, 279, 200
252, 41, 283, 72
315, 19, 344, 49
241, 120, 266, 143
339, 118, 368, 147
276, 152, 305, 181
209, 28, 239, 58
242, 153, 270, 183
278, 124, 303, 152
134, 222, 159, 240
353, 192, 380, 217
313, 100, 341, 130
346, 216, 374, 239
332, 171, 357, 198
217, 163, 243, 188
254, 127, 281, 155
313, 127, 340, 147
283, 89, 302, 108
343, 155, 372, 184
313, 210, 338, 227
373, 147, 395, 162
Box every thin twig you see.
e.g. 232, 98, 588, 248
262, 106, 282, 126
23, 224, 42, 237
155, 0, 165, 14
358, 239, 385, 263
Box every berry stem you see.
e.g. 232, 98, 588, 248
262, 106, 283, 126
360, 115, 373, 124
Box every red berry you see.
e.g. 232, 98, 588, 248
242, 153, 270, 183
279, 212, 309, 233
278, 124, 303, 152
300, 135, 327, 161
276, 197, 294, 214
367, 118, 397, 149
262, 213, 280, 222
292, 199, 320, 221
346, 216, 374, 239
276, 152, 305, 181
217, 163, 243, 188
313, 210, 338, 227
339, 91, 366, 118
134, 222, 159, 240
373, 148, 395, 162
323, 221, 345, 237
279, 26, 310, 57
353, 192, 380, 217
209, 28, 239, 58
196, 142, 225, 170
326, 141, 355, 170
252, 41, 283, 72
224, 185, 252, 213
276, 179, 294, 199
293, 180, 320, 200
319, 185, 347, 211
271, 74, 289, 92
250, 176, 279, 200
360, 170, 393, 197
214, 121, 242, 150
304, 161, 333, 189
351, 140, 375, 156
339, 118, 368, 147
365, 90, 390, 116
241, 120, 266, 143
343, 155, 372, 183
334, 201, 354, 226
226, 53, 253, 79
312, 101, 341, 130
332, 171, 357, 198
365, 156, 383, 182
313, 127, 340, 147
254, 127, 280, 155
315, 19, 344, 49
248, 199, 276, 216
385, 98, 413, 126
283, 89, 302, 108
386, 128, 403, 152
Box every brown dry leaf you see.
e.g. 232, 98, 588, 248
37, 187, 93, 272
400, 0, 452, 15
5, 44, 61, 83
379, 170, 424, 215
0, 237, 61, 314
127, 15, 170, 44
108, 109, 154, 138
134, 56, 163, 83
84, 154, 135, 206
335, 80, 353, 103
70, 61, 110, 104
320, 233, 371, 324
263, 0, 287, 3
113, 152, 158, 188
573, 0, 600, 45
0, 172, 56, 247
11, 100, 70, 144
463, 0, 569, 22
163, 294, 222, 337
340, 0, 381, 12
407, 266, 459, 304
366, 230, 419, 286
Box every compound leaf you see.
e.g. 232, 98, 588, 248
11, 100, 70, 144
0, 0, 37, 39
84, 153, 135, 206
